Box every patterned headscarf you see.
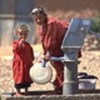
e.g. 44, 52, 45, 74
31, 7, 46, 15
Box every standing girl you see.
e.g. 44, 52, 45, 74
12, 24, 34, 96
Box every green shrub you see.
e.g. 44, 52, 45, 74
91, 16, 100, 33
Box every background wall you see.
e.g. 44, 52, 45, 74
0, 0, 34, 46
35, 0, 100, 21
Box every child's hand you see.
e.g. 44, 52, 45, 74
19, 38, 25, 46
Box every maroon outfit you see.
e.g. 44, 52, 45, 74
12, 39, 34, 89
39, 18, 69, 89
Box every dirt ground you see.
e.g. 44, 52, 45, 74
0, 44, 100, 93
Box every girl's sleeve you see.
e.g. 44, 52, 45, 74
31, 46, 35, 61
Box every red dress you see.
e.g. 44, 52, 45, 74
12, 39, 34, 88
39, 18, 69, 89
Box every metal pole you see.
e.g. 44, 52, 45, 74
63, 61, 78, 95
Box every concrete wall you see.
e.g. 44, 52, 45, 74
1, 94, 100, 100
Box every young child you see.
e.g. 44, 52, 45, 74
12, 24, 34, 96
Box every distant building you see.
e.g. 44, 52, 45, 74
0, 0, 34, 46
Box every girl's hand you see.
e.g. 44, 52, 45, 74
19, 38, 25, 46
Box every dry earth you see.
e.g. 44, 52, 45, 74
0, 44, 100, 93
